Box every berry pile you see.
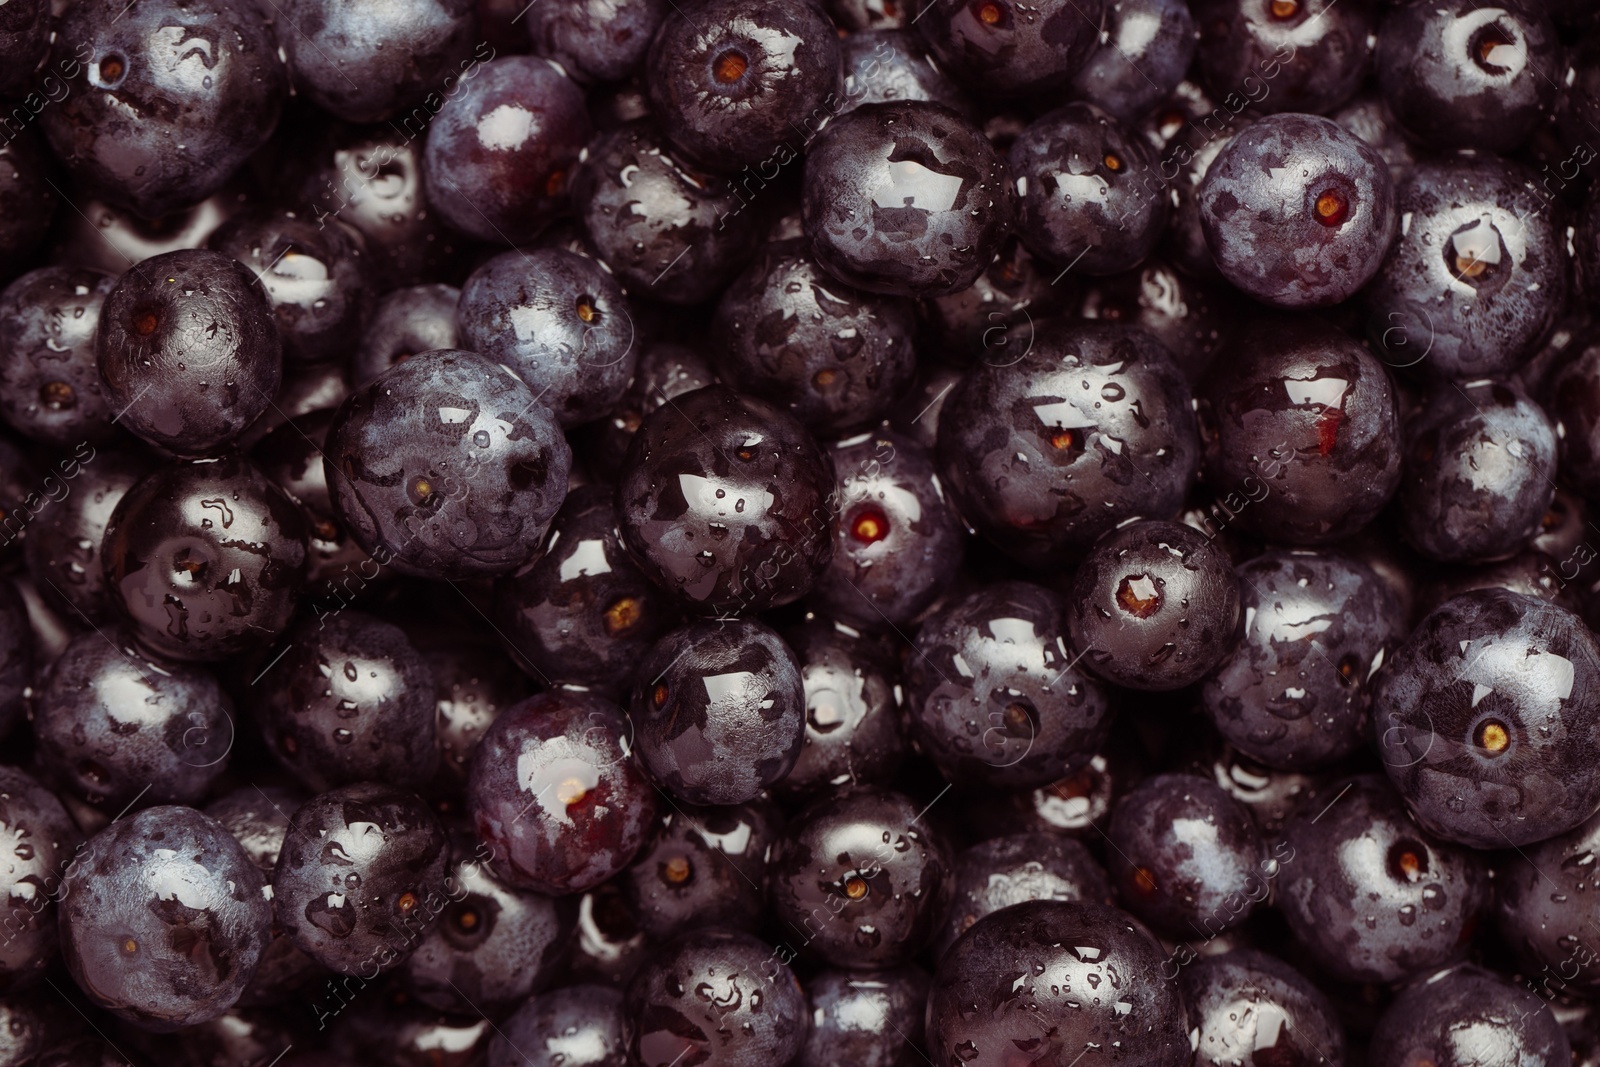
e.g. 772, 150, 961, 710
1, 0, 1600, 1064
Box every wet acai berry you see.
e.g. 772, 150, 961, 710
252, 611, 441, 793
491, 484, 681, 700
271, 782, 449, 976
101, 454, 309, 662
628, 618, 805, 806
325, 349, 572, 581
913, 0, 1107, 98
60, 805, 271, 1030
0, 267, 118, 449
422, 57, 592, 246
623, 927, 809, 1067
95, 249, 283, 457
1365, 157, 1568, 380
468, 690, 657, 896
488, 984, 627, 1067
1198, 113, 1397, 308
777, 617, 907, 798
1202, 549, 1405, 770
32, 628, 233, 809
570, 120, 764, 306
1375, 0, 1562, 154
807, 430, 964, 631
1068, 519, 1241, 692
936, 321, 1198, 567
1397, 380, 1558, 564
1276, 775, 1489, 983
770, 786, 952, 969
1008, 103, 1170, 278
1179, 949, 1346, 1067
1375, 589, 1600, 848
621, 799, 780, 941
905, 581, 1116, 788
1368, 962, 1570, 1067
644, 0, 842, 174
927, 900, 1190, 1066
456, 247, 637, 429
402, 830, 573, 1015
1105, 773, 1270, 938
39, 0, 286, 218
616, 385, 835, 617
711, 238, 918, 438
1195, 317, 1402, 544
0, 766, 81, 992
803, 101, 1018, 299
935, 832, 1111, 959
799, 966, 929, 1067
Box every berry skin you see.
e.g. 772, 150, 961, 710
629, 619, 806, 806
803, 101, 1018, 299
927, 900, 1190, 1067
272, 783, 449, 977
1068, 519, 1242, 692
1375, 589, 1600, 849
468, 691, 657, 896
96, 249, 283, 457
624, 927, 809, 1067
60, 806, 271, 1030
904, 581, 1116, 789
101, 455, 309, 663
325, 349, 571, 581
616, 385, 835, 617
1198, 113, 1397, 308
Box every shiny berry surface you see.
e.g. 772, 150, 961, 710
468, 691, 656, 895
926, 900, 1190, 1067
616, 385, 835, 616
